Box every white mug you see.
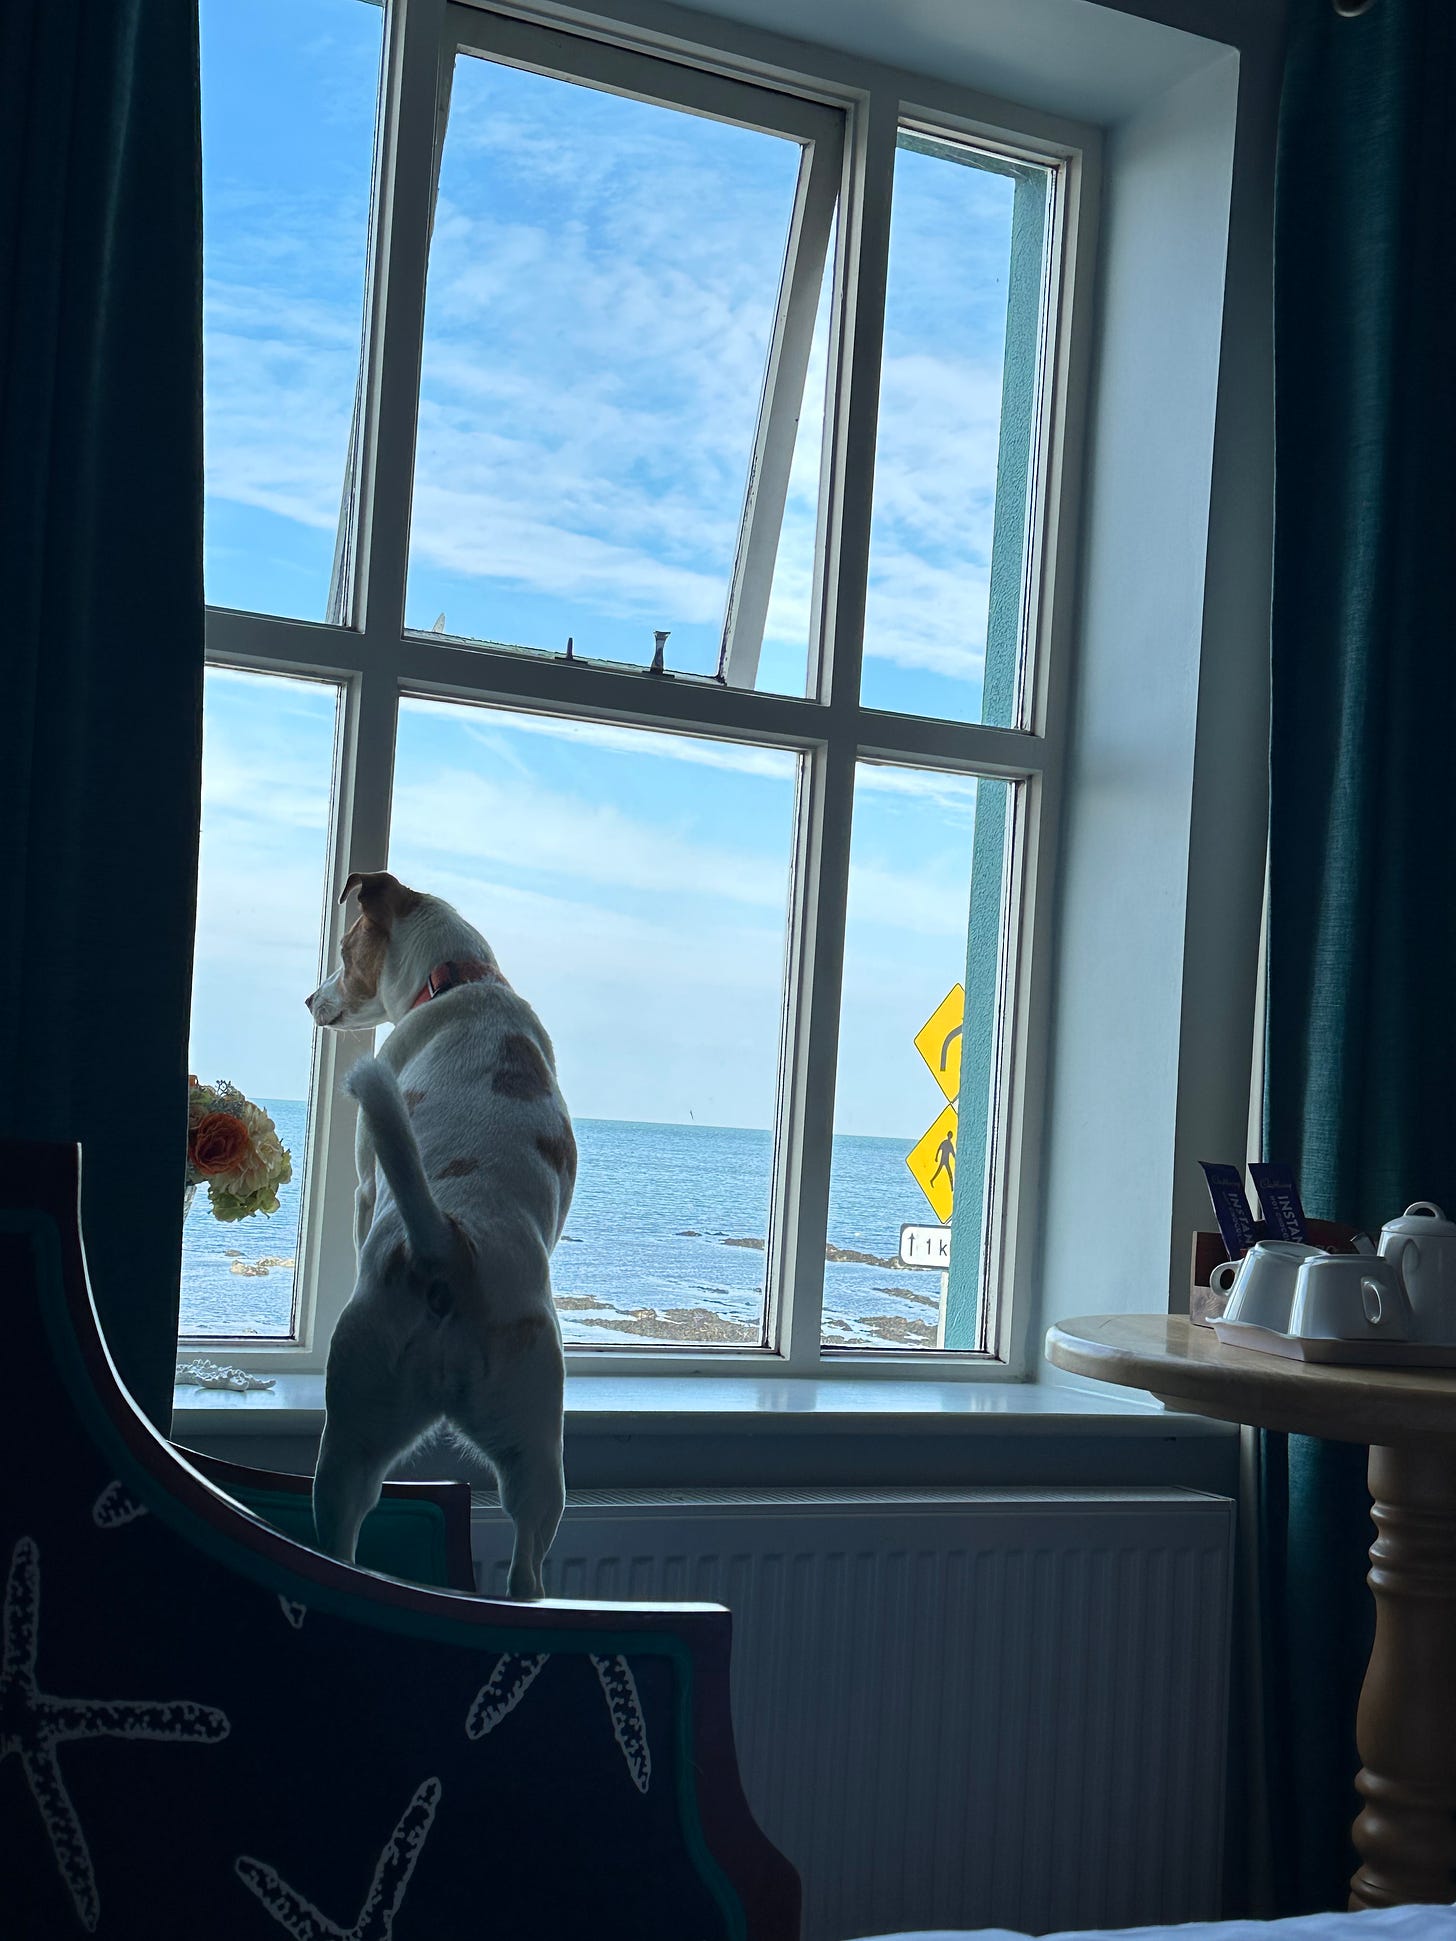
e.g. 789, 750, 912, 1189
1213, 1241, 1325, 1333
1379, 1202, 1456, 1344
1289, 1252, 1412, 1342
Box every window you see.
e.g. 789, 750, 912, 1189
183, 668, 340, 1338
190, 0, 1076, 1377
389, 699, 798, 1347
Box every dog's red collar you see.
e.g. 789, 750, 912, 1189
409, 958, 499, 1010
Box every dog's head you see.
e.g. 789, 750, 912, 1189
305, 871, 427, 1030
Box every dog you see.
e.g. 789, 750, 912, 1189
304, 870, 574, 1598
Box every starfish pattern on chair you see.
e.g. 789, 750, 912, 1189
463, 1650, 548, 1736
465, 1651, 651, 1792
0, 1535, 232, 1932
236, 1776, 442, 1941
91, 1481, 148, 1530
590, 1653, 651, 1793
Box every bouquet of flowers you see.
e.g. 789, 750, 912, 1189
186, 1077, 293, 1222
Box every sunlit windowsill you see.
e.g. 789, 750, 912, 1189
171, 1371, 1233, 1441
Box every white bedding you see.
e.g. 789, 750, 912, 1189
855, 1905, 1456, 1941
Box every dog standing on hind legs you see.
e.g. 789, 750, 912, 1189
304, 870, 575, 1599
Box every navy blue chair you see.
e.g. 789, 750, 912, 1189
0, 1139, 799, 1940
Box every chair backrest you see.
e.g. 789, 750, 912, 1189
177, 1448, 477, 1591
0, 1139, 800, 1941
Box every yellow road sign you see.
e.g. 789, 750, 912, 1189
914, 985, 965, 1104
906, 1103, 958, 1223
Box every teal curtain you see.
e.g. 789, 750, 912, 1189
0, 1, 204, 1430
1261, 0, 1456, 1913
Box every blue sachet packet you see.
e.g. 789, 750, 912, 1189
1199, 1161, 1259, 1258
1247, 1161, 1309, 1242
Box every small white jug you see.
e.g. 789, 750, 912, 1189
1379, 1203, 1456, 1344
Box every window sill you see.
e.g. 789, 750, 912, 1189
172, 1371, 1233, 1441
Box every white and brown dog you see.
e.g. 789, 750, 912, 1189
305, 870, 574, 1598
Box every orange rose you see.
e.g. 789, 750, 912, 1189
189, 1112, 252, 1179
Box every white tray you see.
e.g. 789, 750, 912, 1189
1212, 1319, 1456, 1367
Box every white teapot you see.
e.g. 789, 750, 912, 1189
1378, 1203, 1456, 1343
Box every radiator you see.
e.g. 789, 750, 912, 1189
470, 1487, 1234, 1941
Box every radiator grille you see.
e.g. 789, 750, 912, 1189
471, 1487, 1233, 1941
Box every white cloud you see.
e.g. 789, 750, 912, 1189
863, 549, 992, 681
393, 760, 973, 946
201, 53, 1029, 705
846, 860, 975, 942
382, 863, 789, 1126
402, 697, 797, 782
407, 476, 729, 624
857, 765, 981, 814
201, 736, 338, 835
390, 763, 792, 911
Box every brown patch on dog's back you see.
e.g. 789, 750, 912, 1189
492, 1033, 553, 1100
435, 1155, 479, 1179
536, 1124, 577, 1184
404, 1089, 427, 1114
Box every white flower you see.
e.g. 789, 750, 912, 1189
187, 1083, 220, 1131
219, 1099, 292, 1198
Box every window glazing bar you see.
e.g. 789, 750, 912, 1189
943, 162, 1053, 1350
357, 0, 449, 641
447, 4, 840, 145
719, 128, 841, 688
773, 91, 898, 1369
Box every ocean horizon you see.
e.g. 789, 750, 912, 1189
180, 1102, 954, 1350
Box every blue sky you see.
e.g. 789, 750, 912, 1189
192, 0, 1023, 1141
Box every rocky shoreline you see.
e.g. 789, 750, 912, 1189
714, 1234, 913, 1271
216, 1229, 941, 1350
223, 1231, 925, 1278
556, 1289, 935, 1347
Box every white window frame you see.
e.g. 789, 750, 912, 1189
188, 0, 1094, 1383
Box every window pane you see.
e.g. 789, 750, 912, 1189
182, 669, 339, 1338
861, 133, 1052, 726
824, 765, 1015, 1350
757, 239, 834, 700
405, 51, 822, 692
200, 0, 382, 621
390, 701, 797, 1346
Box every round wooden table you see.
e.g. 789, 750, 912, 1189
1046, 1313, 1456, 1910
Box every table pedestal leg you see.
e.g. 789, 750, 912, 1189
1349, 1441, 1456, 1909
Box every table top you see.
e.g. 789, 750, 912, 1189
1045, 1313, 1456, 1446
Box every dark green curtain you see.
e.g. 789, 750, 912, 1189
1261, 0, 1456, 1913
0, 1, 204, 1430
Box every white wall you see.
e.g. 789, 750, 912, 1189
1038, 52, 1243, 1339
1036, 22, 1284, 1348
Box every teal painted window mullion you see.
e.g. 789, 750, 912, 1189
943, 166, 1047, 1350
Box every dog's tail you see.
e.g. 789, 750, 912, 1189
345, 1056, 454, 1263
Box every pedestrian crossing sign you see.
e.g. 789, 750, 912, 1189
914, 985, 965, 1104
906, 1102, 958, 1223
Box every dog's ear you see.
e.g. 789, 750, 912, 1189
340, 871, 423, 928
341, 869, 391, 906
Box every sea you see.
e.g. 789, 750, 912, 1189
179, 1101, 954, 1350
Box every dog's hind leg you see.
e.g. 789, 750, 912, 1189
492, 1439, 565, 1602
453, 1337, 564, 1598
314, 1316, 438, 1564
